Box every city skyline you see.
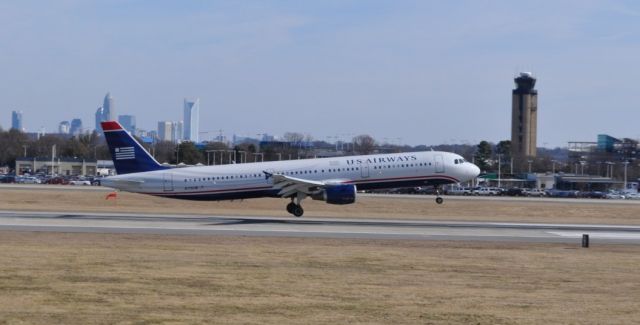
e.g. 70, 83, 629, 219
2, 2, 640, 147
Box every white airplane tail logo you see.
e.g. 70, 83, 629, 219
115, 147, 135, 160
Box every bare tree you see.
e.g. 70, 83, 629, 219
283, 132, 304, 143
352, 134, 376, 155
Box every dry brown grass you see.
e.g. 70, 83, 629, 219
0, 232, 639, 324
1, 186, 640, 224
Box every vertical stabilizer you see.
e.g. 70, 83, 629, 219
101, 121, 167, 174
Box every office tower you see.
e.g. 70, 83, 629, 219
511, 72, 538, 160
103, 92, 114, 121
95, 106, 104, 132
11, 110, 23, 131
183, 98, 199, 142
157, 121, 173, 142
58, 121, 70, 134
171, 121, 183, 143
70, 118, 83, 136
118, 115, 136, 134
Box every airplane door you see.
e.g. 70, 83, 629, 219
434, 155, 445, 173
163, 173, 174, 192
360, 162, 370, 178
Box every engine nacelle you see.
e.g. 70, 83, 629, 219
311, 184, 357, 205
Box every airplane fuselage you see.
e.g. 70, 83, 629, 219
102, 150, 479, 201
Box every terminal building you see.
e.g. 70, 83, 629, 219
15, 157, 98, 176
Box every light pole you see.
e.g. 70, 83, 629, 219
51, 144, 56, 176
528, 159, 533, 174
22, 145, 27, 157
623, 161, 629, 191
551, 160, 557, 174
580, 161, 586, 175
497, 153, 502, 188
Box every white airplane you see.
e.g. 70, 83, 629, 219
100, 121, 480, 217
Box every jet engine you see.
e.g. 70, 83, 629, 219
311, 184, 357, 205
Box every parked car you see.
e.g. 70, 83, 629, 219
475, 187, 500, 196
0, 175, 16, 183
580, 191, 607, 199
16, 176, 41, 184
69, 179, 91, 186
446, 187, 473, 195
523, 188, 546, 197
506, 188, 525, 197
545, 189, 579, 198
605, 191, 626, 200
45, 177, 69, 185
624, 193, 640, 200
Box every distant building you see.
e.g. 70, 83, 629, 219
103, 92, 114, 121
183, 98, 199, 142
70, 118, 83, 136
95, 106, 104, 132
158, 121, 173, 142
569, 134, 639, 170
511, 72, 538, 162
15, 157, 98, 176
11, 110, 23, 131
58, 121, 70, 134
171, 121, 183, 143
118, 115, 136, 134
95, 92, 115, 132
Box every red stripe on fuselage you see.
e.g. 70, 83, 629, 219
140, 174, 458, 197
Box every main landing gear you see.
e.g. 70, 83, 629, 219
435, 186, 444, 204
286, 195, 305, 217
286, 202, 304, 217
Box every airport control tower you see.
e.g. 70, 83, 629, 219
511, 72, 538, 161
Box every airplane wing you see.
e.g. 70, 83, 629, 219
270, 174, 326, 197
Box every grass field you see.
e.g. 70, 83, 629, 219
1, 232, 640, 324
2, 186, 640, 324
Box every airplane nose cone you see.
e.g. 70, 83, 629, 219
468, 163, 480, 180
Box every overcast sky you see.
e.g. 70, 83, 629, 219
2, 0, 639, 147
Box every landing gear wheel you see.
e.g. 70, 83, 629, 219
286, 202, 296, 214
292, 205, 304, 217
435, 197, 444, 204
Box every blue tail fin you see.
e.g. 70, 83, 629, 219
101, 121, 168, 174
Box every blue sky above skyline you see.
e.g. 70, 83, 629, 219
1, 1, 640, 147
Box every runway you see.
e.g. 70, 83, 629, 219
1, 210, 640, 244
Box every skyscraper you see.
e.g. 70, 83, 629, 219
58, 121, 70, 134
157, 121, 173, 142
95, 106, 104, 132
511, 72, 538, 161
70, 118, 83, 136
103, 92, 114, 121
118, 115, 136, 134
11, 110, 23, 131
95, 92, 115, 132
183, 98, 199, 142
171, 121, 183, 143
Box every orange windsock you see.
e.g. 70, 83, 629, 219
105, 192, 118, 200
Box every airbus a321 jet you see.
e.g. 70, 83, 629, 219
100, 121, 480, 217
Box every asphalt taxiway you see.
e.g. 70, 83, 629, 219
1, 210, 640, 244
